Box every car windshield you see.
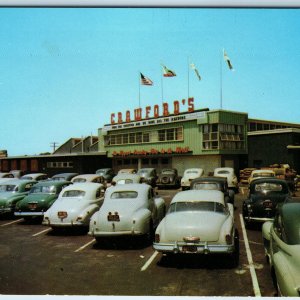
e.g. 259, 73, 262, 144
253, 173, 274, 178
117, 179, 134, 184
62, 190, 85, 197
30, 185, 56, 194
110, 191, 138, 199
169, 201, 226, 213
73, 178, 87, 183
192, 182, 219, 190
0, 184, 17, 192
254, 182, 283, 192
162, 169, 175, 175
137, 170, 149, 175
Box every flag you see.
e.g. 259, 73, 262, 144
140, 73, 153, 85
223, 50, 234, 70
162, 65, 176, 77
190, 63, 201, 80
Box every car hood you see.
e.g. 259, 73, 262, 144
159, 211, 228, 242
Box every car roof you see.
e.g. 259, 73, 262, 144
34, 180, 71, 187
52, 173, 78, 178
62, 182, 102, 192
214, 167, 234, 172
113, 174, 141, 181
171, 190, 225, 205
108, 183, 150, 193
0, 179, 36, 186
281, 202, 300, 244
72, 174, 102, 180
191, 176, 227, 183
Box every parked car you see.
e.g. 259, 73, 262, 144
88, 183, 166, 242
153, 190, 239, 266
242, 178, 292, 227
0, 172, 14, 179
213, 167, 238, 192
248, 169, 276, 184
262, 201, 300, 296
14, 180, 72, 220
181, 168, 204, 190
21, 173, 48, 181
95, 168, 115, 183
42, 183, 105, 230
112, 173, 142, 185
137, 168, 158, 187
9, 170, 24, 178
190, 176, 235, 205
156, 168, 181, 189
51, 173, 79, 182
117, 169, 137, 174
0, 179, 37, 215
71, 174, 106, 187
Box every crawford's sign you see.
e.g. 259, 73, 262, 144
110, 98, 195, 125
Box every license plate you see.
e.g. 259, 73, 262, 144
107, 214, 120, 222
58, 211, 67, 219
182, 245, 197, 253
28, 203, 37, 210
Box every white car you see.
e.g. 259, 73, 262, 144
248, 169, 276, 184
42, 183, 104, 229
21, 173, 48, 181
71, 174, 105, 184
112, 173, 142, 184
181, 168, 204, 190
153, 190, 239, 266
88, 183, 166, 242
214, 167, 238, 191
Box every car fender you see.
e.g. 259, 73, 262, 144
154, 197, 166, 222
132, 208, 152, 233
262, 221, 273, 261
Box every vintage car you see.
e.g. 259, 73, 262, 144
242, 178, 291, 227
42, 183, 104, 229
213, 167, 238, 192
71, 174, 106, 186
137, 168, 158, 187
112, 173, 142, 185
88, 183, 166, 242
248, 169, 276, 184
21, 173, 48, 181
117, 168, 137, 174
95, 168, 115, 183
0, 172, 14, 179
0, 179, 37, 215
14, 180, 72, 220
262, 201, 300, 296
156, 168, 181, 189
153, 190, 239, 266
190, 176, 235, 205
181, 168, 204, 190
51, 173, 79, 181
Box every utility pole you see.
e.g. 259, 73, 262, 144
50, 142, 59, 152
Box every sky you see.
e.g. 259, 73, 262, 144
0, 8, 300, 156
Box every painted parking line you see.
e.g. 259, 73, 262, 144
0, 218, 23, 227
32, 228, 52, 237
74, 238, 96, 252
141, 250, 159, 271
239, 214, 261, 297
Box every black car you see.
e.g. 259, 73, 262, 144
190, 176, 235, 205
156, 168, 181, 189
242, 178, 292, 227
137, 168, 158, 187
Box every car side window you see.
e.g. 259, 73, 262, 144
24, 183, 34, 191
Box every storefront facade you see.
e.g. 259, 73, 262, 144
98, 99, 248, 176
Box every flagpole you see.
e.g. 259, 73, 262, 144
220, 49, 223, 109
187, 56, 190, 99
138, 72, 141, 108
161, 66, 164, 104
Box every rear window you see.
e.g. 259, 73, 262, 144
192, 182, 219, 190
111, 191, 138, 199
30, 185, 56, 194
117, 179, 134, 184
185, 170, 200, 175
253, 173, 275, 178
216, 170, 230, 174
62, 190, 85, 197
168, 201, 226, 213
73, 178, 87, 183
0, 185, 17, 192
254, 182, 283, 192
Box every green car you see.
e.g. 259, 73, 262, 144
262, 201, 300, 296
0, 179, 37, 215
14, 180, 72, 220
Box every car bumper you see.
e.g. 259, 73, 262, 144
0, 207, 13, 213
88, 229, 143, 237
244, 216, 273, 223
15, 211, 44, 216
42, 219, 87, 227
153, 241, 235, 254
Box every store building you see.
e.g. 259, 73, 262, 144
99, 98, 248, 176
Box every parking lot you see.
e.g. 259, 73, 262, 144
0, 187, 295, 296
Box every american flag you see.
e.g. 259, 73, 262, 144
140, 73, 153, 85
